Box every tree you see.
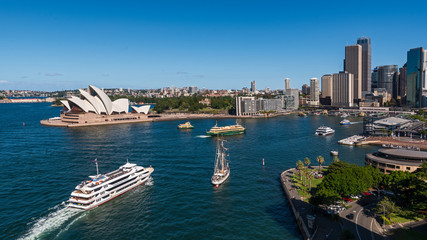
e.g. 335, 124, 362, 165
296, 160, 304, 181
304, 157, 311, 168
333, 156, 340, 163
317, 155, 324, 170
308, 170, 315, 191
375, 197, 400, 222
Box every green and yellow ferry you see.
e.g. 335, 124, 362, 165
178, 121, 194, 129
206, 123, 245, 136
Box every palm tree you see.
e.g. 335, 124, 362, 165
296, 160, 304, 181
317, 155, 325, 170
308, 170, 314, 191
333, 156, 340, 162
304, 157, 311, 169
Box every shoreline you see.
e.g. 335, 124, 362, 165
41, 112, 296, 127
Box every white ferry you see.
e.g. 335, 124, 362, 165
315, 126, 335, 136
68, 160, 154, 210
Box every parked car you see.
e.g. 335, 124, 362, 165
342, 197, 353, 202
346, 213, 354, 219
362, 191, 371, 196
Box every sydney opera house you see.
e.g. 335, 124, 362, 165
41, 85, 151, 127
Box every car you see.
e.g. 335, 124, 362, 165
362, 191, 371, 196
342, 197, 353, 202
346, 213, 354, 219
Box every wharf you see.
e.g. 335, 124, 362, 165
338, 135, 427, 150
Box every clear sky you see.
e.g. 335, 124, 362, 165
1, 0, 426, 91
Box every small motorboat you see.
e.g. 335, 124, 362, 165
330, 150, 339, 156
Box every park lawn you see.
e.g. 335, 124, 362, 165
291, 169, 325, 202
390, 211, 424, 224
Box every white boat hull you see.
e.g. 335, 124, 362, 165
211, 169, 230, 185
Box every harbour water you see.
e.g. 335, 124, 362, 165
0, 103, 378, 240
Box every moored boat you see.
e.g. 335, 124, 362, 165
68, 160, 154, 210
211, 139, 230, 186
178, 121, 194, 129
315, 126, 335, 136
207, 122, 245, 136
330, 150, 339, 156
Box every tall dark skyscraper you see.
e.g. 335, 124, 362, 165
357, 37, 372, 92
406, 47, 425, 108
377, 65, 398, 98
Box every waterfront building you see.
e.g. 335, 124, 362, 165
49, 85, 150, 125
251, 81, 256, 93
301, 84, 310, 95
366, 148, 427, 174
377, 65, 398, 98
283, 89, 299, 110
321, 74, 333, 99
357, 37, 372, 92
406, 47, 427, 108
345, 45, 362, 102
284, 78, 290, 91
310, 78, 319, 101
235, 96, 286, 115
332, 71, 353, 107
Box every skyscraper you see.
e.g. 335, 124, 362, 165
406, 47, 426, 108
371, 67, 378, 89
332, 71, 354, 107
302, 84, 310, 95
321, 74, 333, 98
251, 81, 256, 93
357, 37, 372, 92
310, 78, 319, 102
284, 78, 290, 90
398, 64, 407, 98
345, 45, 362, 101
377, 65, 398, 97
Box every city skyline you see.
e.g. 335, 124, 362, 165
1, 1, 427, 91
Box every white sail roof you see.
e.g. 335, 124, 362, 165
61, 100, 71, 111
89, 85, 113, 115
68, 96, 97, 113
112, 98, 129, 114
131, 105, 150, 114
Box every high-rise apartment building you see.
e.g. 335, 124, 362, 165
321, 74, 333, 98
357, 37, 372, 92
377, 65, 398, 97
310, 78, 319, 101
332, 71, 354, 107
251, 81, 256, 93
372, 67, 378, 89
302, 84, 310, 95
285, 78, 290, 90
345, 45, 362, 101
406, 47, 426, 108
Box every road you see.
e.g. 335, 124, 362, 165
341, 198, 385, 240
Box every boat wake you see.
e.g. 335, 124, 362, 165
350, 121, 362, 124
145, 176, 154, 186
18, 202, 84, 240
196, 135, 211, 138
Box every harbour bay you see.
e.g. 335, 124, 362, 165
0, 103, 378, 240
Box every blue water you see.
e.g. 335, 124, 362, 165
0, 103, 378, 240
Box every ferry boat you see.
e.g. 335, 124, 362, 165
177, 121, 194, 129
206, 122, 245, 136
211, 139, 230, 186
340, 119, 351, 125
68, 160, 154, 210
315, 126, 335, 136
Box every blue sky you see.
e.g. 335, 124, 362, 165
1, 0, 426, 91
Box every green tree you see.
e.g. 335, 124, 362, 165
304, 157, 311, 168
317, 155, 325, 170
375, 197, 400, 222
296, 160, 304, 181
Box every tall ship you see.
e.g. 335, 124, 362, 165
177, 121, 194, 129
211, 139, 230, 186
68, 160, 154, 210
315, 126, 335, 136
206, 122, 245, 136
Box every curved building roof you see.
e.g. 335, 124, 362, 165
68, 96, 97, 113
89, 85, 113, 115
112, 99, 129, 114
131, 105, 150, 114
378, 148, 427, 160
